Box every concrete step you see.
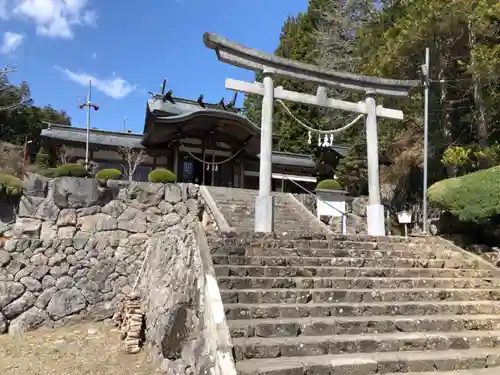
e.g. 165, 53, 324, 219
386, 369, 500, 375
220, 288, 500, 304
225, 301, 500, 320
232, 329, 500, 360
218, 276, 500, 290
212, 255, 482, 269
229, 246, 467, 260
231, 238, 456, 252
217, 200, 294, 207
228, 314, 500, 338
234, 347, 500, 374
217, 209, 301, 216
214, 265, 495, 278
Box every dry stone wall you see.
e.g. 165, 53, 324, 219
0, 176, 203, 337
11, 175, 200, 239
140, 228, 214, 373
0, 237, 148, 334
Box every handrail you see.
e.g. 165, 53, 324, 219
282, 175, 345, 216
281, 175, 348, 234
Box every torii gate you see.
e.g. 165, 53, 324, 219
203, 33, 420, 236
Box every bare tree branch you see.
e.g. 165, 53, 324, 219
118, 147, 147, 181
88, 161, 99, 177
0, 64, 31, 112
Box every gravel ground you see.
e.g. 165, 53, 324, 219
0, 321, 162, 375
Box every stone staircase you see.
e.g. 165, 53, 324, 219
210, 233, 500, 375
205, 187, 327, 233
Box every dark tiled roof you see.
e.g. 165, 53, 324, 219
329, 145, 349, 157
258, 151, 316, 168
150, 94, 244, 114
40, 123, 144, 149
147, 96, 261, 132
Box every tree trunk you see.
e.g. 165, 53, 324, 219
438, 64, 453, 148
469, 19, 489, 147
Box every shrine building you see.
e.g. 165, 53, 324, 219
40, 88, 347, 193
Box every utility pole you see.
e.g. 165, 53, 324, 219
78, 80, 99, 167
421, 47, 430, 233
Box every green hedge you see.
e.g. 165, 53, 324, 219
56, 163, 88, 177
148, 168, 176, 183
0, 173, 23, 195
316, 179, 342, 190
427, 165, 500, 223
95, 168, 121, 180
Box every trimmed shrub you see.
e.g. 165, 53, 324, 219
56, 163, 88, 177
0, 173, 23, 195
148, 168, 176, 183
427, 165, 500, 223
316, 179, 343, 190
95, 168, 121, 180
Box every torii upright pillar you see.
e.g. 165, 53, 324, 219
364, 90, 384, 235
203, 32, 419, 235
255, 70, 275, 232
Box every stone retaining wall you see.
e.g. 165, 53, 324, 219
0, 176, 203, 335
140, 227, 208, 373
0, 176, 235, 374
0, 237, 147, 334
12, 175, 200, 239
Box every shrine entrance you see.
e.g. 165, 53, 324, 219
203, 32, 420, 235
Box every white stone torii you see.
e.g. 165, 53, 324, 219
203, 33, 420, 236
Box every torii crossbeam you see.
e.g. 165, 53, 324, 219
203, 32, 420, 236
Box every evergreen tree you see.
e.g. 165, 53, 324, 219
244, 3, 331, 154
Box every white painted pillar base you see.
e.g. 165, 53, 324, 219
367, 204, 385, 236
255, 195, 274, 232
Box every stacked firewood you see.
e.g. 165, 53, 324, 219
113, 291, 144, 354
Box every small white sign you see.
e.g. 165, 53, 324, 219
397, 211, 412, 224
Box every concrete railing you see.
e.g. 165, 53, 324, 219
194, 223, 237, 375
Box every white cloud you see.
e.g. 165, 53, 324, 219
1, 0, 97, 39
0, 0, 9, 19
1, 31, 25, 54
57, 67, 136, 99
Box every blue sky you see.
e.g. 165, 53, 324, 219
0, 0, 308, 134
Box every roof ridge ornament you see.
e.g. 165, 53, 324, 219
227, 92, 238, 109
161, 77, 167, 95
218, 97, 226, 110
163, 89, 175, 104
197, 94, 206, 108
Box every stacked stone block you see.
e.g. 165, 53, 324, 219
0, 176, 202, 338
